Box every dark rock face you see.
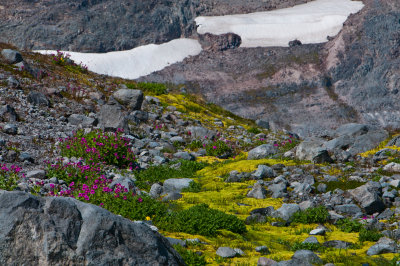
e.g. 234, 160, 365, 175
0, 190, 185, 265
0, 0, 310, 53
199, 33, 242, 52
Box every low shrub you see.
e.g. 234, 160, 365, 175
126, 82, 167, 95
173, 245, 207, 266
52, 50, 88, 73
160, 204, 247, 236
291, 242, 322, 251
181, 181, 202, 193
205, 140, 232, 157
247, 127, 261, 134
59, 129, 136, 168
359, 228, 383, 242
336, 218, 363, 233
187, 140, 203, 151
135, 160, 208, 190
291, 206, 329, 224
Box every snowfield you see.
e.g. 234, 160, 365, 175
36, 0, 364, 79
36, 39, 202, 80
195, 0, 364, 47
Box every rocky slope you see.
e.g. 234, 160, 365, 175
0, 0, 309, 52
1, 45, 400, 265
143, 0, 400, 137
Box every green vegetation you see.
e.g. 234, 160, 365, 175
291, 242, 322, 251
135, 160, 208, 190
126, 82, 167, 95
336, 218, 363, 233
358, 228, 383, 242
205, 140, 232, 157
181, 181, 202, 193
291, 206, 329, 224
247, 127, 261, 134
174, 245, 207, 266
161, 204, 247, 236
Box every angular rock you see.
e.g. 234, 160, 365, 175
274, 204, 300, 222
199, 32, 241, 52
367, 237, 397, 256
163, 178, 193, 193
309, 228, 326, 236
291, 250, 322, 264
349, 184, 385, 214
256, 119, 270, 130
216, 247, 237, 258
1, 49, 23, 64
166, 237, 186, 247
187, 126, 216, 140
295, 137, 333, 163
161, 192, 183, 202
27, 92, 50, 107
173, 151, 194, 161
113, 89, 144, 110
98, 104, 128, 131
149, 183, 163, 198
247, 182, 267, 199
0, 105, 18, 122
253, 165, 276, 179
334, 204, 362, 216
303, 236, 319, 244
257, 257, 277, 266
0, 190, 184, 265
255, 246, 270, 254
383, 162, 400, 172
323, 240, 352, 249
68, 114, 98, 127
26, 169, 46, 179
248, 144, 278, 160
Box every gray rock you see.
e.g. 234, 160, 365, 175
291, 250, 323, 264
253, 165, 276, 179
317, 183, 327, 193
299, 200, 315, 211
335, 204, 362, 215
367, 237, 397, 256
309, 228, 326, 236
187, 126, 216, 140
1, 49, 23, 64
19, 152, 34, 163
113, 89, 144, 110
257, 257, 277, 266
349, 184, 385, 214
216, 247, 237, 258
6, 76, 19, 88
295, 138, 332, 163
250, 206, 275, 216
98, 104, 128, 132
377, 208, 394, 220
3, 124, 18, 135
26, 169, 46, 179
245, 213, 266, 224
248, 144, 278, 160
170, 136, 185, 143
233, 248, 245, 256
0, 105, 18, 122
303, 236, 319, 244
166, 237, 186, 247
247, 182, 267, 199
256, 119, 270, 130
383, 162, 400, 172
109, 177, 136, 192
161, 192, 182, 202
149, 183, 163, 198
128, 110, 149, 124
388, 135, 400, 147
68, 114, 98, 127
163, 178, 193, 193
268, 183, 287, 198
255, 246, 270, 254
27, 92, 49, 107
323, 240, 352, 249
173, 151, 194, 161
274, 204, 300, 222
0, 190, 184, 265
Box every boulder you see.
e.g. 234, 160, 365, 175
216, 247, 237, 258
186, 126, 216, 140
256, 119, 270, 130
68, 114, 98, 127
248, 144, 278, 160
113, 89, 144, 110
98, 104, 128, 132
383, 162, 400, 172
247, 182, 267, 199
163, 178, 193, 193
291, 250, 322, 264
323, 240, 353, 249
349, 184, 385, 214
0, 190, 184, 265
334, 204, 363, 216
274, 204, 300, 222
0, 105, 18, 122
1, 49, 23, 64
199, 32, 242, 52
27, 91, 50, 107
253, 165, 276, 179
295, 137, 333, 163
367, 237, 397, 256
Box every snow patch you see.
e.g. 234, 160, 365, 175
36, 39, 202, 80
195, 0, 364, 47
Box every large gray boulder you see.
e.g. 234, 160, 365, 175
247, 182, 267, 199
248, 144, 278, 160
163, 178, 193, 193
0, 190, 184, 265
186, 126, 216, 140
113, 89, 144, 111
274, 204, 300, 222
291, 250, 322, 264
367, 237, 397, 256
1, 49, 23, 64
327, 124, 388, 156
295, 137, 333, 163
349, 184, 385, 214
68, 114, 98, 127
98, 104, 128, 131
